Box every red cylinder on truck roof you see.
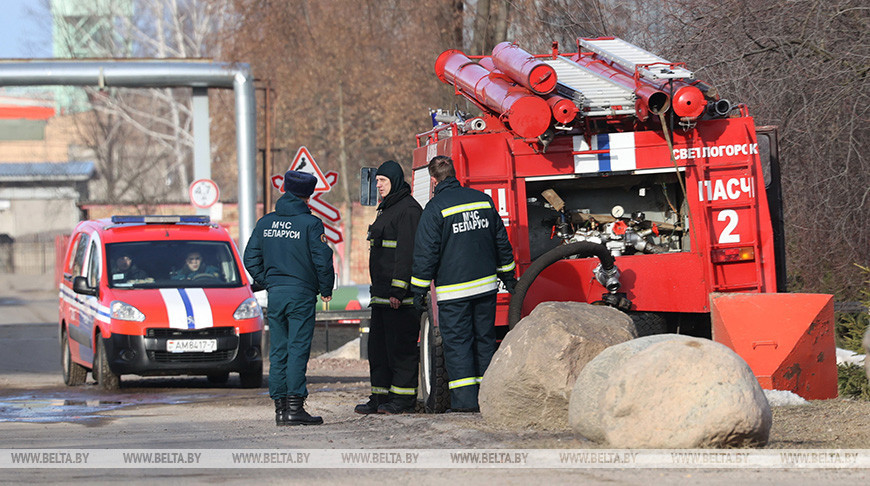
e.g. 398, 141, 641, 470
546, 94, 580, 124
671, 84, 706, 118
435, 49, 551, 139
491, 41, 558, 95
478, 56, 578, 125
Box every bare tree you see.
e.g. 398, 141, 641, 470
215, 0, 462, 283
655, 0, 869, 299
53, 0, 232, 203
443, 0, 870, 299
211, 0, 867, 298
495, 0, 667, 52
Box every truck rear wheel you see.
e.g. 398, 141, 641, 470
628, 311, 668, 337
418, 309, 450, 413
94, 333, 120, 390
61, 331, 87, 386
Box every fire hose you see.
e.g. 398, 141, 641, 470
507, 241, 617, 329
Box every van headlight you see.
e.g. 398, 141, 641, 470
233, 297, 262, 320
111, 301, 145, 322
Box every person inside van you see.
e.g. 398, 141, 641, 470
112, 252, 148, 282
171, 251, 220, 280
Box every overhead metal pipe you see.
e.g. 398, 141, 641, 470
0, 59, 258, 251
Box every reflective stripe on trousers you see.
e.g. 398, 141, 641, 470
449, 376, 482, 389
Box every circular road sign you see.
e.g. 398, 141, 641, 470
189, 179, 220, 209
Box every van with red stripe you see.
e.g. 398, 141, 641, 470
58, 215, 264, 389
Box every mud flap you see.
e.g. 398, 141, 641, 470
710, 292, 837, 400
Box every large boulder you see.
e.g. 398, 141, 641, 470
479, 302, 636, 430
567, 334, 677, 443
569, 334, 772, 448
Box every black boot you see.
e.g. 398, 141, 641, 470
378, 397, 416, 415
354, 394, 387, 415
274, 397, 289, 426
285, 395, 323, 426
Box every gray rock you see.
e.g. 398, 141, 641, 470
479, 302, 636, 430
568, 333, 677, 443
570, 335, 772, 448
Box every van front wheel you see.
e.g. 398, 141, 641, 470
62, 331, 87, 386
94, 334, 120, 390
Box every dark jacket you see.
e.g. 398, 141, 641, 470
410, 177, 515, 302
112, 265, 148, 282
243, 192, 334, 296
368, 183, 422, 306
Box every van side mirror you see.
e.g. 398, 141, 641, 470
360, 167, 379, 206
72, 276, 97, 296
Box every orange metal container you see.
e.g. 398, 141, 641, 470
711, 292, 837, 400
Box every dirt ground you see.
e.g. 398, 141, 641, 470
306, 356, 870, 450
2, 274, 869, 484
4, 270, 870, 451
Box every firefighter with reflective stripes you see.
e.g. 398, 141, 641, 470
411, 155, 517, 412
244, 170, 334, 426
355, 160, 424, 415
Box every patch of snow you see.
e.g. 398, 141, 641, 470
764, 389, 808, 407
836, 347, 866, 366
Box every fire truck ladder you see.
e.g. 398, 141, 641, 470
542, 56, 636, 117
579, 37, 695, 81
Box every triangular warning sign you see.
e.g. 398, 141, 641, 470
288, 146, 331, 193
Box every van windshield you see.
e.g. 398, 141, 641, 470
106, 241, 242, 289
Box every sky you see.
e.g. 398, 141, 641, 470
0, 0, 53, 58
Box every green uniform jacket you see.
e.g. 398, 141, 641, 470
244, 192, 334, 297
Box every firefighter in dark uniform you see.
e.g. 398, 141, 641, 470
244, 170, 335, 426
410, 155, 517, 412
355, 160, 423, 415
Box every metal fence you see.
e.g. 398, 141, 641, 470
0, 239, 57, 274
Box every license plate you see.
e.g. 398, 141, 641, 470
166, 339, 217, 353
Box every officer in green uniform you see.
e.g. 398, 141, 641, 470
244, 170, 334, 426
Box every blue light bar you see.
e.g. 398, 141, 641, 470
110, 215, 211, 224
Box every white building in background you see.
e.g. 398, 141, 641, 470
0, 92, 95, 272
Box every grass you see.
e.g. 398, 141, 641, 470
834, 263, 868, 400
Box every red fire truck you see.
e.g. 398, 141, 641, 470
365, 37, 835, 411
